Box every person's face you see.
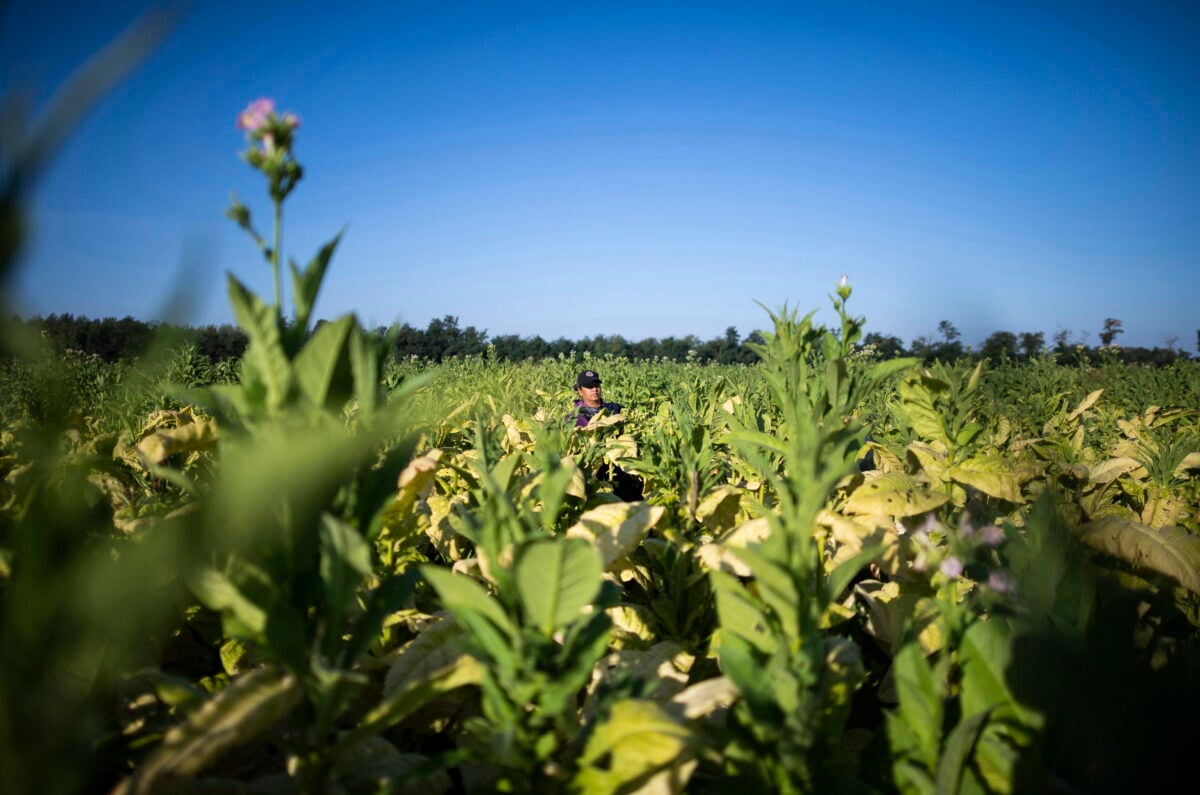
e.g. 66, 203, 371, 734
577, 382, 602, 407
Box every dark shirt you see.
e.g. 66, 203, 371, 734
572, 399, 623, 428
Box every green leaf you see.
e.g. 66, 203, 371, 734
318, 513, 371, 643
292, 314, 354, 410
732, 546, 799, 642
339, 573, 414, 669
514, 537, 603, 633
187, 566, 267, 637
892, 642, 942, 767
348, 323, 382, 415
574, 699, 695, 795
710, 569, 775, 655
1076, 517, 1200, 594
290, 231, 341, 335
935, 708, 991, 795
844, 472, 950, 517
339, 656, 485, 756
866, 357, 919, 387
825, 544, 883, 604
227, 273, 291, 412
421, 566, 517, 639
899, 371, 952, 447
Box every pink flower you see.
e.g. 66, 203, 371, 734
980, 525, 1004, 546
939, 556, 963, 579
987, 571, 1014, 594
237, 98, 275, 131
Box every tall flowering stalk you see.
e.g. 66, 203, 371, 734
227, 97, 303, 315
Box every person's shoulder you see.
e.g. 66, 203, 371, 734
604, 401, 623, 412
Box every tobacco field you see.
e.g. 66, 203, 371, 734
2, 92, 1199, 795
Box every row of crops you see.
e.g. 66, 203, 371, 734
2, 99, 1199, 795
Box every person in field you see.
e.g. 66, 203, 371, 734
569, 369, 643, 500
570, 369, 623, 427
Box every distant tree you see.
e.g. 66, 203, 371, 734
489, 334, 527, 360
547, 337, 574, 358
631, 337, 659, 360
1053, 328, 1072, 353
1018, 331, 1044, 359
1099, 317, 1124, 346
909, 321, 964, 362
390, 322, 424, 359
980, 331, 1019, 362
862, 332, 905, 359
741, 331, 765, 363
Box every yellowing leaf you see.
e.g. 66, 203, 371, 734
1174, 452, 1200, 479
574, 699, 695, 795
566, 502, 665, 570
1067, 389, 1104, 421
947, 455, 1023, 503
855, 580, 945, 656
384, 617, 465, 698
844, 473, 949, 518
136, 419, 217, 466
906, 442, 949, 482
1088, 457, 1142, 484
695, 485, 743, 534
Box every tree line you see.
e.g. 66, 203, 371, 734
11, 313, 1196, 367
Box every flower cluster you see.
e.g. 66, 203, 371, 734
908, 513, 1015, 596
234, 98, 303, 203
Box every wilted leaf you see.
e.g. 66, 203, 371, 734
116, 667, 301, 795
393, 450, 443, 515
1077, 517, 1200, 594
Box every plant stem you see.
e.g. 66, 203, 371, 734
272, 199, 284, 317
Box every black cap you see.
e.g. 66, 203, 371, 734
575, 369, 601, 388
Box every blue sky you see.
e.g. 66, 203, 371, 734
3, 0, 1198, 350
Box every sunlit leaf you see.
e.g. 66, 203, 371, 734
515, 537, 604, 633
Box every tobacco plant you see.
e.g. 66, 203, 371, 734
708, 286, 914, 792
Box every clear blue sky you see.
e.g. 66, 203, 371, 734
3, 0, 1198, 350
